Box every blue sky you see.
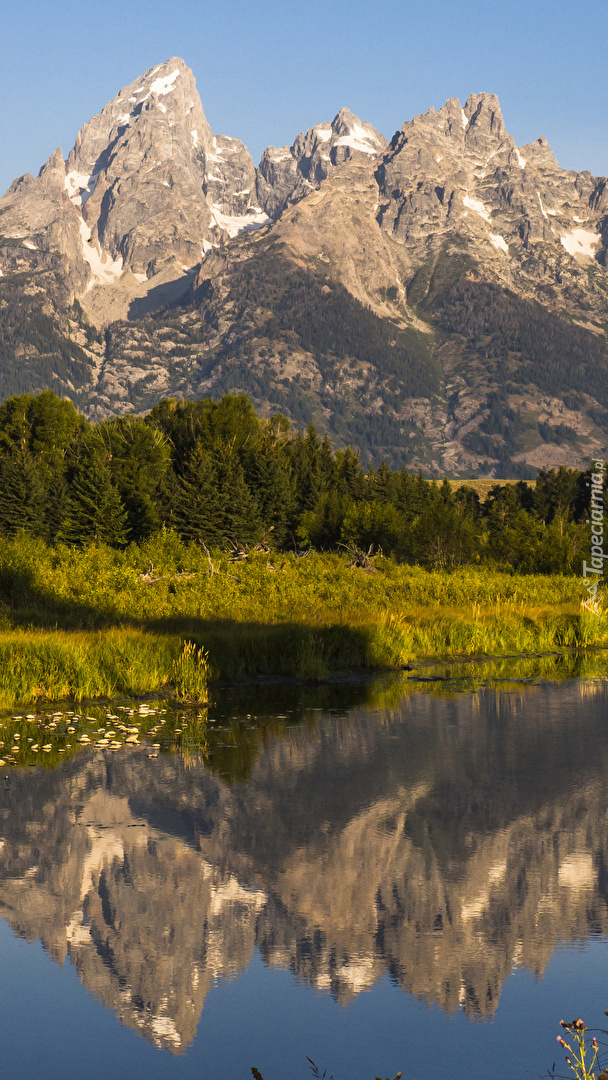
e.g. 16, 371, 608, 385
1, 0, 606, 194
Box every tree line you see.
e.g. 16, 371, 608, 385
0, 389, 599, 573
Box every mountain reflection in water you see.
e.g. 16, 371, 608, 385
1, 675, 608, 1054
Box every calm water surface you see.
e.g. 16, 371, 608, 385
1, 662, 608, 1080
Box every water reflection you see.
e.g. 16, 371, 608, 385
1, 672, 608, 1053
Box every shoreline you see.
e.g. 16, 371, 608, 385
1, 630, 608, 709
1, 539, 607, 706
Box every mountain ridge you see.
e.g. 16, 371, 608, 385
1, 57, 607, 475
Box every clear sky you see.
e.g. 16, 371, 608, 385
1, 0, 606, 194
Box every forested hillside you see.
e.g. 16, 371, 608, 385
0, 389, 597, 574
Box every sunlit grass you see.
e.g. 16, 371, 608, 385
0, 629, 185, 706
0, 531, 605, 704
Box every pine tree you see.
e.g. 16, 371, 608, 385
173, 448, 262, 546
335, 446, 366, 501
0, 450, 47, 537
245, 444, 295, 546
103, 416, 171, 541
173, 449, 225, 544
370, 460, 394, 503
59, 439, 129, 546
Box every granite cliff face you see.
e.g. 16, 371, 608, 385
376, 91, 608, 308
1, 60, 608, 474
256, 106, 387, 215
0, 58, 267, 325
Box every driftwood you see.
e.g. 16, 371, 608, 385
200, 541, 218, 575
290, 547, 312, 560
138, 561, 196, 584
226, 528, 275, 562
337, 542, 382, 573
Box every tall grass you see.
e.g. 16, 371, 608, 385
0, 630, 183, 707
0, 532, 605, 704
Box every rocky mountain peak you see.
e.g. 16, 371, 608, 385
462, 91, 510, 158
256, 106, 387, 215
2, 68, 608, 478
64, 56, 228, 277
329, 106, 385, 149
65, 57, 211, 198
0, 57, 267, 322
38, 147, 67, 190
519, 134, 559, 170
396, 91, 511, 160
375, 90, 572, 255
464, 91, 506, 134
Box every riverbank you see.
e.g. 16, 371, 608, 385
0, 535, 605, 705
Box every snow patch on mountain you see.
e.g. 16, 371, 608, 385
560, 228, 601, 260
335, 121, 383, 154
463, 195, 492, 223
65, 170, 99, 207
206, 137, 224, 163
147, 69, 180, 98
210, 204, 269, 238
489, 233, 509, 253
79, 219, 124, 289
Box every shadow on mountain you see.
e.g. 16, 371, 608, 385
127, 269, 194, 319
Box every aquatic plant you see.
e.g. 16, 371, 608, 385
250, 1064, 403, 1080
171, 639, 210, 701
0, 699, 207, 769
549, 1016, 608, 1080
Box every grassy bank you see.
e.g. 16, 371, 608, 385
0, 533, 605, 705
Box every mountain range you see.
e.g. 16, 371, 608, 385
1, 57, 607, 474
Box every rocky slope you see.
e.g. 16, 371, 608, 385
1, 60, 608, 474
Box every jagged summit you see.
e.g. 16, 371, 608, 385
0, 57, 267, 321
1, 66, 608, 476
375, 86, 605, 262
256, 106, 387, 215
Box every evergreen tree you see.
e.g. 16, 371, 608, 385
173, 448, 262, 546
289, 424, 335, 515
369, 460, 394, 503
173, 449, 224, 543
0, 450, 47, 537
340, 499, 404, 556
244, 439, 295, 546
103, 417, 171, 541
334, 446, 366, 501
59, 436, 129, 546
